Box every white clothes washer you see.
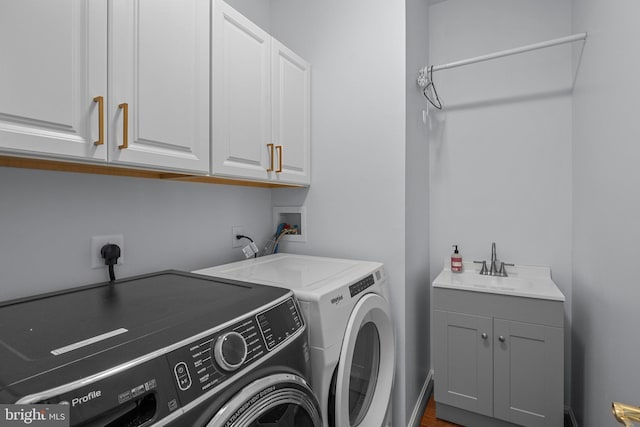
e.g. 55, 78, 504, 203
195, 253, 395, 427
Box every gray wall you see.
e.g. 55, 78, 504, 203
268, 1, 418, 426
572, 1, 640, 425
405, 0, 431, 423
427, 0, 574, 404
0, 167, 273, 301
223, 0, 271, 32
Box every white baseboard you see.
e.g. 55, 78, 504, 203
407, 369, 434, 427
565, 405, 578, 427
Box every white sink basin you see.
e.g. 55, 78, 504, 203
432, 261, 565, 301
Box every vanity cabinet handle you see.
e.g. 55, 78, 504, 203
118, 103, 128, 149
481, 333, 488, 340
93, 96, 104, 146
498, 336, 506, 343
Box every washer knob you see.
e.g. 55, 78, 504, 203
213, 331, 247, 372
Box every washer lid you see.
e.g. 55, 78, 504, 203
195, 254, 383, 299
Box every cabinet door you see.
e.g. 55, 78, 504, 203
211, 0, 272, 181
271, 40, 311, 185
0, 0, 107, 161
494, 319, 564, 426
109, 0, 209, 173
433, 310, 493, 416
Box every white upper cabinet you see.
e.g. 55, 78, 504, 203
211, 0, 272, 181
212, 0, 311, 185
1, 0, 209, 174
109, 0, 209, 173
0, 0, 107, 161
271, 40, 311, 185
1, 0, 308, 185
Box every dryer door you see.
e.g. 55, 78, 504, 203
206, 373, 322, 427
333, 293, 395, 427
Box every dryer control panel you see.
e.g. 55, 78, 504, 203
165, 297, 304, 407
349, 274, 376, 297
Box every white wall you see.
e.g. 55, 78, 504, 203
572, 1, 640, 425
428, 0, 574, 404
268, 1, 412, 426
0, 167, 273, 301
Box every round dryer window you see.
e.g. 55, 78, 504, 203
349, 321, 380, 425
333, 293, 395, 427
207, 374, 322, 427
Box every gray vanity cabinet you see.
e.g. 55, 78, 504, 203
433, 310, 494, 416
433, 288, 564, 427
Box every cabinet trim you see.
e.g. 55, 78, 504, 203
0, 155, 303, 188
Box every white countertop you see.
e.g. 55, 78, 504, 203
432, 260, 565, 302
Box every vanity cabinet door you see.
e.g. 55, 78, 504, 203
0, 0, 107, 161
433, 310, 493, 417
493, 319, 564, 427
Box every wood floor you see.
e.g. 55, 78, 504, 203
420, 394, 461, 427
419, 394, 572, 427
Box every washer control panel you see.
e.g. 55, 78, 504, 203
165, 297, 303, 406
174, 362, 192, 390
213, 331, 247, 372
257, 298, 303, 351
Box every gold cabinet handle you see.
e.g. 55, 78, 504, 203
275, 145, 283, 173
266, 143, 274, 172
118, 103, 128, 149
93, 96, 104, 146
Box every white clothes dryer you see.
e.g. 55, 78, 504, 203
195, 253, 395, 427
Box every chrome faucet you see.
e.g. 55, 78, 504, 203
474, 242, 513, 277
490, 242, 499, 276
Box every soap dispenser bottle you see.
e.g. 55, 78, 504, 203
451, 245, 463, 273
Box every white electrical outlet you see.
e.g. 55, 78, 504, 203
91, 234, 124, 268
232, 226, 244, 248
